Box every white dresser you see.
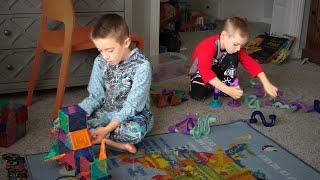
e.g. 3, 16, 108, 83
0, 0, 128, 93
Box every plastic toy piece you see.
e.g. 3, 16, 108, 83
59, 151, 76, 169
90, 158, 108, 179
228, 99, 241, 107
227, 79, 242, 107
249, 111, 276, 127
315, 100, 320, 113
170, 93, 182, 106
44, 104, 109, 178
289, 101, 314, 113
157, 96, 169, 108
249, 79, 257, 88
253, 84, 265, 97
99, 140, 107, 160
168, 114, 199, 135
209, 90, 222, 108
209, 99, 222, 108
249, 80, 266, 97
210, 78, 241, 108
80, 156, 91, 178
261, 97, 274, 106
272, 102, 298, 112
59, 104, 87, 132
243, 94, 260, 109
69, 129, 92, 150
190, 115, 217, 139
153, 89, 188, 108
44, 141, 66, 162
75, 148, 95, 163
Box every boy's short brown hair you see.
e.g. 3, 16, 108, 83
91, 13, 129, 44
222, 16, 250, 39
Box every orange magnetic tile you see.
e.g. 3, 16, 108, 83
69, 129, 92, 150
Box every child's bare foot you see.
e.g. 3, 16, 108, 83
123, 143, 137, 154
104, 139, 137, 154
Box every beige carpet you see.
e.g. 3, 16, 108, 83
1, 59, 320, 179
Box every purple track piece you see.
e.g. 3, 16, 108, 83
227, 99, 241, 107
162, 89, 173, 96
262, 98, 274, 106
290, 101, 314, 112
277, 98, 289, 105
168, 114, 199, 135
277, 90, 284, 97
231, 78, 239, 87
253, 84, 265, 97
214, 88, 220, 94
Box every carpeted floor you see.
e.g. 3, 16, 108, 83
1, 58, 320, 179
1, 23, 320, 179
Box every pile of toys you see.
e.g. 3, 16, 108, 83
245, 33, 296, 64
168, 114, 216, 139
151, 89, 188, 108
2, 153, 28, 179
44, 105, 109, 179
0, 101, 27, 147
209, 79, 316, 113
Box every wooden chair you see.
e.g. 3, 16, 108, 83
26, 0, 144, 118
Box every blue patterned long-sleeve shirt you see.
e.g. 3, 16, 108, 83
79, 48, 152, 123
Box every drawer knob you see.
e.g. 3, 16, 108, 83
6, 64, 14, 71
4, 30, 11, 36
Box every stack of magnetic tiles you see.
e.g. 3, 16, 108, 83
0, 101, 27, 147
44, 104, 108, 180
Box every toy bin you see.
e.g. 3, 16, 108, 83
0, 101, 28, 147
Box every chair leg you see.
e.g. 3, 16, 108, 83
53, 50, 72, 118
26, 45, 44, 106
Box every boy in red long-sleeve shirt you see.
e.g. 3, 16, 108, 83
189, 17, 278, 100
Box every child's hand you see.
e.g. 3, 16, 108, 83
263, 82, 278, 98
257, 72, 278, 98
226, 86, 243, 99
91, 126, 108, 144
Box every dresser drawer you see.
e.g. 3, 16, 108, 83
0, 0, 41, 14
0, 49, 34, 83
46, 12, 124, 32
72, 0, 125, 12
38, 49, 98, 80
76, 12, 124, 25
0, 12, 125, 50
0, 0, 125, 14
0, 14, 40, 49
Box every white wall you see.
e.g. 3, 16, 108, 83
132, 0, 150, 56
270, 0, 306, 57
189, 0, 220, 20
190, 0, 273, 24
300, 0, 311, 50
220, 0, 273, 23
131, 0, 159, 56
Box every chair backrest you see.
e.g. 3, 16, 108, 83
40, 0, 75, 49
41, 0, 75, 26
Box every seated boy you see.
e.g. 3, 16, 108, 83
189, 17, 278, 100
78, 14, 153, 153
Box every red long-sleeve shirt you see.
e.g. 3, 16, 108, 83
190, 34, 263, 83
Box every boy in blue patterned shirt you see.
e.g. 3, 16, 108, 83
78, 14, 153, 153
